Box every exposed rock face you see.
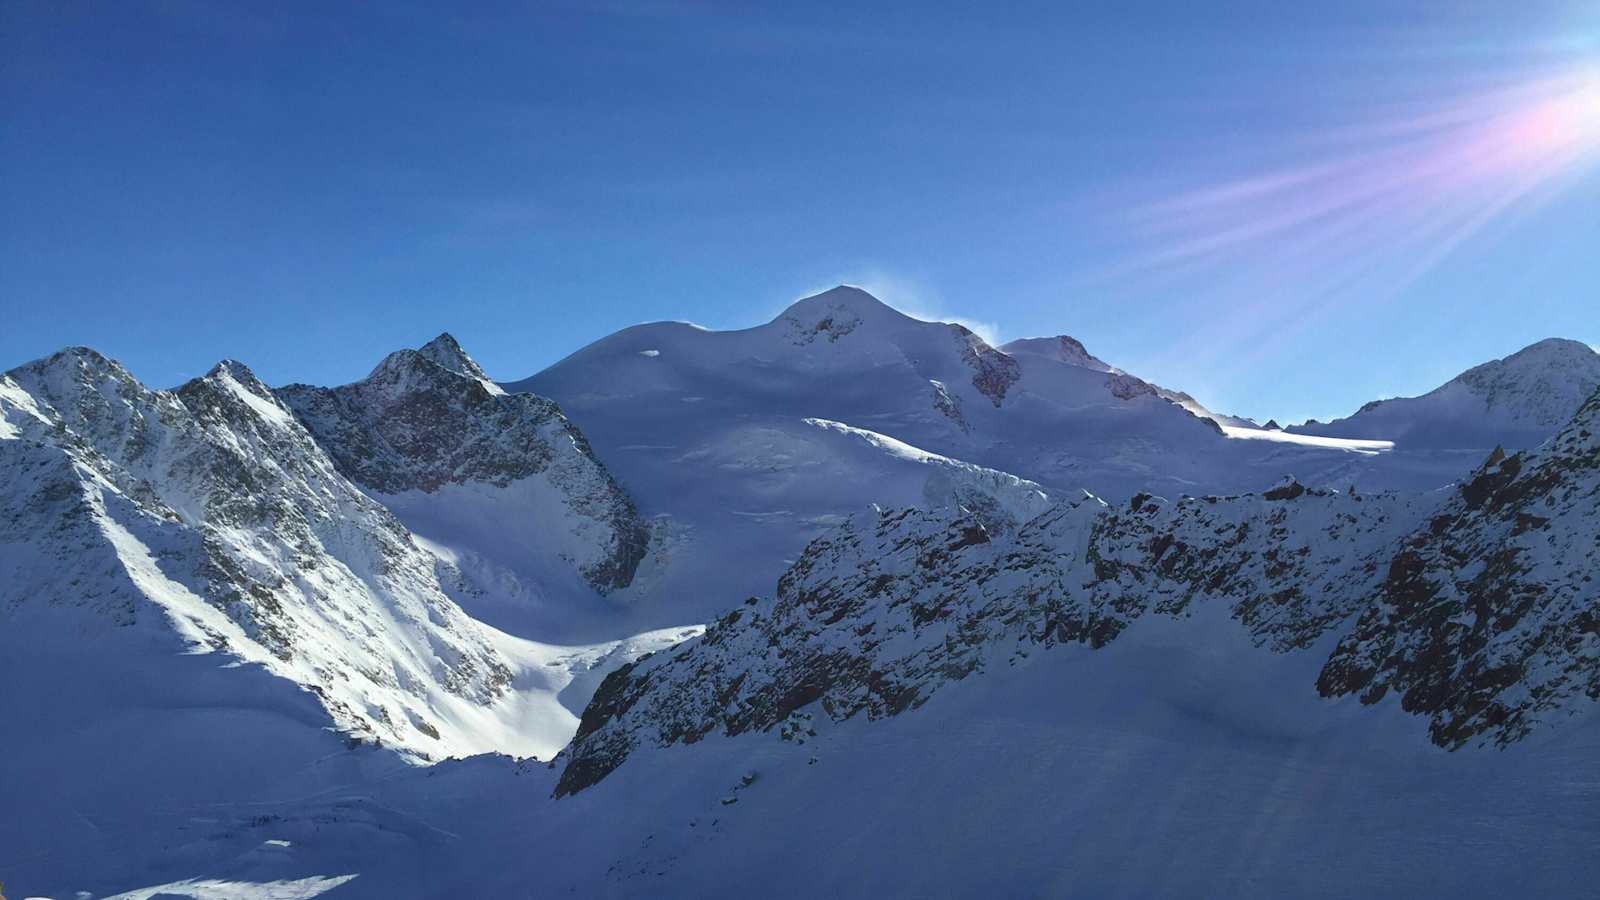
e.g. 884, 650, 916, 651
553, 475, 1430, 795
415, 331, 496, 383
0, 348, 514, 756
1317, 389, 1600, 747
1002, 334, 1117, 373
557, 392, 1600, 794
278, 335, 651, 593
784, 307, 862, 345
1107, 372, 1158, 401
953, 326, 1020, 407
929, 380, 969, 432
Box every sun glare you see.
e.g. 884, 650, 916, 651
1542, 68, 1600, 148
1579, 69, 1600, 128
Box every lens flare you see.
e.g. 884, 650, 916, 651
1088, 62, 1600, 381
1511, 70, 1600, 159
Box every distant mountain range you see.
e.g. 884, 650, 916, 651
3, 286, 1596, 898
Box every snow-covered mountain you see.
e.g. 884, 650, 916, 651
5, 310, 1598, 899
514, 286, 1245, 498
23, 386, 1593, 900
0, 346, 702, 890
1002, 332, 1261, 428
278, 334, 653, 636
555, 387, 1600, 795
0, 347, 522, 757
1290, 338, 1600, 450
507, 286, 1392, 618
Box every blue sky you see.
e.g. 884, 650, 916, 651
3, 1, 1597, 423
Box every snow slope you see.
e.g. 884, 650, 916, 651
29, 626, 1600, 899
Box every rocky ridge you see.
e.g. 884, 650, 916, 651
555, 390, 1600, 794
1317, 387, 1600, 746
1, 348, 517, 757
278, 334, 651, 594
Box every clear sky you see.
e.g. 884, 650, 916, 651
3, 1, 1597, 423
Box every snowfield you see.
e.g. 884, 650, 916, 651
1219, 423, 1394, 453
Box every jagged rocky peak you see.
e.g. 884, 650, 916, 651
277, 334, 652, 594
16, 344, 118, 377
5, 346, 143, 413
3, 348, 193, 477
363, 333, 502, 398
1001, 335, 1117, 373
1, 345, 517, 757
416, 331, 496, 385
182, 359, 297, 422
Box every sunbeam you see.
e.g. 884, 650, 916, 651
1087, 60, 1600, 386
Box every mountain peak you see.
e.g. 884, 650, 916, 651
779, 285, 909, 324
181, 359, 301, 429
1000, 335, 1117, 373
362, 334, 502, 396
199, 359, 286, 404
1514, 336, 1592, 353
1450, 337, 1596, 381
417, 332, 492, 383
1292, 336, 1600, 448
9, 345, 123, 381
204, 358, 261, 383
3, 347, 147, 421
1442, 336, 1600, 423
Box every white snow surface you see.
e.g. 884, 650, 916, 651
18, 605, 1596, 899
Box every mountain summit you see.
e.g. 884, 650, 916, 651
1292, 338, 1600, 449
776, 285, 914, 331
1001, 334, 1117, 373
416, 331, 498, 385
